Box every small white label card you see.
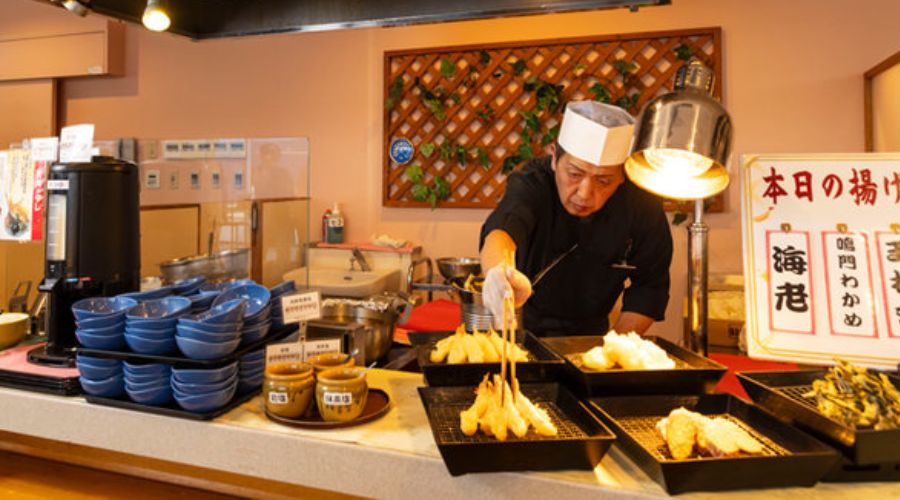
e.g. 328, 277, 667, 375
301, 338, 342, 361
323, 391, 353, 406
29, 137, 59, 162
59, 124, 95, 163
280, 291, 322, 324
268, 391, 289, 405
266, 342, 304, 365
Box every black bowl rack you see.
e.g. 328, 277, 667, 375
76, 325, 297, 420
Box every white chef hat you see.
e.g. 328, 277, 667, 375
557, 101, 636, 166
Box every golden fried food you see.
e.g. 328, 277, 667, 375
458, 375, 558, 441
656, 407, 764, 459
803, 359, 900, 430
429, 326, 528, 365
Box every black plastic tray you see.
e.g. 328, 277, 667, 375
76, 325, 296, 368
738, 370, 900, 466
418, 382, 616, 476
0, 369, 81, 396
538, 335, 727, 396
85, 386, 260, 421
589, 394, 839, 494
409, 330, 564, 387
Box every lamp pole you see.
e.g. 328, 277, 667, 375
686, 199, 709, 355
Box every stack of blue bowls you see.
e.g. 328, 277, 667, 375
76, 354, 124, 397
72, 297, 137, 350
124, 296, 191, 355
237, 349, 265, 392
123, 361, 172, 405
213, 284, 272, 346
118, 286, 173, 302
268, 280, 296, 330
175, 299, 246, 360
171, 362, 239, 413
173, 276, 206, 296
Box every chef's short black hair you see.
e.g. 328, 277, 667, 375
554, 142, 567, 162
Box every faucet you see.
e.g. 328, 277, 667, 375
350, 248, 372, 272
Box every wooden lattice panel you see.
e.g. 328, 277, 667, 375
383, 27, 722, 209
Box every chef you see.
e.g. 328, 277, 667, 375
480, 101, 673, 336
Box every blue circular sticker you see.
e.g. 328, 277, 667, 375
389, 138, 414, 165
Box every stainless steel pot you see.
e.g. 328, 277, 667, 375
320, 292, 413, 364
159, 248, 250, 284
449, 276, 492, 331
435, 257, 481, 282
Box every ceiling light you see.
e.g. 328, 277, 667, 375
61, 0, 89, 16
142, 0, 171, 32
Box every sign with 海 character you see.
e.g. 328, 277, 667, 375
742, 153, 900, 369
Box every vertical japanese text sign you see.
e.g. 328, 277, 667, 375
742, 154, 900, 369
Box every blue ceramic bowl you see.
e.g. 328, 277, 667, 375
241, 321, 271, 344
173, 276, 207, 295
243, 306, 271, 326
76, 322, 125, 337
188, 299, 246, 325
118, 286, 173, 302
122, 361, 171, 376
241, 348, 265, 362
125, 316, 178, 330
223, 279, 255, 290
269, 280, 296, 298
76, 359, 122, 379
177, 315, 242, 333
79, 373, 125, 397
124, 332, 177, 355
76, 330, 126, 350
75, 314, 125, 330
171, 373, 238, 394
126, 383, 172, 406
127, 296, 191, 320
199, 282, 229, 293
76, 354, 121, 368
239, 363, 264, 375
171, 362, 238, 384
176, 335, 240, 360
173, 382, 237, 413
239, 370, 264, 383
124, 325, 175, 339
72, 297, 137, 321
213, 285, 270, 320
175, 326, 241, 344
124, 375, 170, 391
188, 290, 220, 307
124, 371, 169, 385
239, 355, 265, 369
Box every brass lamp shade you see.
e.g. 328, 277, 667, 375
625, 61, 732, 200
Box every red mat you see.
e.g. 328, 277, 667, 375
396, 301, 799, 398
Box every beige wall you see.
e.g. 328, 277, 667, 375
3, 0, 899, 339
872, 59, 900, 152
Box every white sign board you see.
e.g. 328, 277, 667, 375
742, 153, 900, 369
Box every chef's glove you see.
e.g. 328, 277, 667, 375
483, 264, 532, 329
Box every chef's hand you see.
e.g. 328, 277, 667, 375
483, 264, 532, 330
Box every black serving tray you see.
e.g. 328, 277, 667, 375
418, 382, 616, 476
409, 330, 564, 387
0, 369, 81, 396
538, 335, 727, 397
77, 325, 296, 368
738, 370, 900, 467
589, 394, 839, 494
85, 386, 260, 421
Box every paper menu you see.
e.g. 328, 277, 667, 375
0, 137, 58, 242
742, 153, 900, 369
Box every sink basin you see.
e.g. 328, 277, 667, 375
283, 267, 401, 298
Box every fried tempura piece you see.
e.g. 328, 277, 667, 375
430, 335, 454, 363
515, 389, 558, 437
474, 330, 500, 362
583, 346, 614, 370
662, 411, 697, 460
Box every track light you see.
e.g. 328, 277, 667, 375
61, 0, 89, 16
142, 0, 171, 32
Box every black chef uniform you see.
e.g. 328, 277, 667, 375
479, 156, 673, 335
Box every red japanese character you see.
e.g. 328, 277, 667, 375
822, 174, 843, 199
849, 168, 877, 206
884, 172, 900, 204
763, 166, 788, 205
793, 171, 813, 202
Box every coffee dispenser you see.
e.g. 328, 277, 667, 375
28, 157, 140, 366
